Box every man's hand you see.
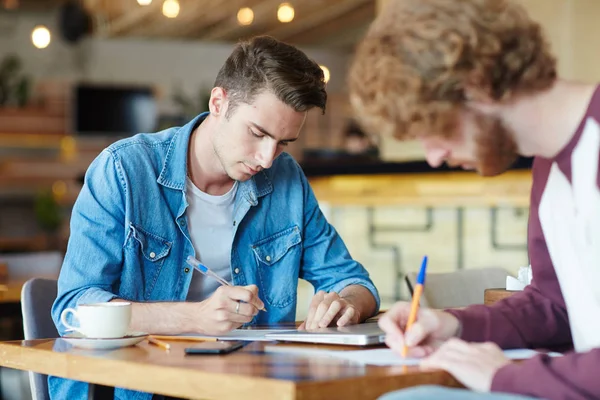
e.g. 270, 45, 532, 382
298, 291, 360, 330
378, 301, 461, 357
196, 284, 265, 335
421, 338, 511, 392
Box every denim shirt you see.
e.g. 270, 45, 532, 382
49, 113, 380, 400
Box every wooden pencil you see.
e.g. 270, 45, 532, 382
147, 336, 171, 351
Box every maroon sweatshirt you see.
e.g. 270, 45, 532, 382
449, 86, 600, 400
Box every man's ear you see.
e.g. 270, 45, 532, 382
208, 87, 228, 116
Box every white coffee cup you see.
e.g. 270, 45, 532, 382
60, 302, 132, 339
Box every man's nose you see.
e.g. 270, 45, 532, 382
424, 147, 449, 168
256, 141, 278, 170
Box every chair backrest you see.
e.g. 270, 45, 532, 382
405, 267, 511, 309
21, 278, 59, 400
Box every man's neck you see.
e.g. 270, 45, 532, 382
187, 115, 235, 195
502, 80, 597, 159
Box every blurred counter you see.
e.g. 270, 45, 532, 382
303, 158, 533, 207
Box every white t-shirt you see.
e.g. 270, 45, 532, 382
185, 177, 238, 302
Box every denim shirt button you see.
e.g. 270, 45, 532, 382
234, 268, 240, 274
233, 220, 237, 227
184, 267, 190, 273
179, 219, 185, 226
265, 255, 271, 262
149, 252, 156, 259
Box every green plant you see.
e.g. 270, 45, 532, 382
34, 190, 62, 233
0, 54, 32, 107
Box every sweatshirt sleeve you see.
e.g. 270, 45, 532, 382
447, 160, 572, 350
491, 349, 600, 399
445, 158, 600, 398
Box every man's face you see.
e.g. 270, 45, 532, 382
211, 90, 306, 182
419, 110, 518, 176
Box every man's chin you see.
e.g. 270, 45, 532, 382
228, 170, 253, 182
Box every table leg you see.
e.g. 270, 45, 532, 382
88, 383, 115, 400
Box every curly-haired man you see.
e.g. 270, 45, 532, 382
349, 0, 600, 399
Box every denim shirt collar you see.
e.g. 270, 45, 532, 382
156, 112, 273, 202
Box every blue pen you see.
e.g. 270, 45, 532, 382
185, 255, 267, 311
402, 255, 428, 357
186, 255, 232, 287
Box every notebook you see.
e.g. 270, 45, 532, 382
264, 322, 386, 346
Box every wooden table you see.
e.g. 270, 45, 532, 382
0, 338, 462, 400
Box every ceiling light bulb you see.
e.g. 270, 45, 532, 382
162, 0, 179, 18
237, 7, 254, 26
31, 25, 51, 49
320, 65, 330, 83
137, 0, 152, 5
277, 3, 294, 23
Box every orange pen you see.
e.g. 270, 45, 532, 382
402, 255, 428, 357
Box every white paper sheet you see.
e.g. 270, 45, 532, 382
263, 346, 562, 366
503, 348, 562, 359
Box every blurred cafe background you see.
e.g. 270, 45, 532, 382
0, 0, 599, 398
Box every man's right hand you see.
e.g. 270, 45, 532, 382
196, 284, 265, 335
378, 301, 461, 358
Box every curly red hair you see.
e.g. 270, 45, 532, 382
348, 0, 557, 140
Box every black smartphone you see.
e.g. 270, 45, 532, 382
184, 341, 246, 355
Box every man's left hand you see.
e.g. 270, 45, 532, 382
420, 338, 511, 392
298, 291, 360, 330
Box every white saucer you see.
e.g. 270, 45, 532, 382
60, 332, 148, 350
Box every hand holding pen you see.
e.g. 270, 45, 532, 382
185, 256, 267, 335
377, 256, 462, 359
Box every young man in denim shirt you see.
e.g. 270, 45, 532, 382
51, 36, 379, 399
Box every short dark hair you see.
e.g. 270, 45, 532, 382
214, 36, 327, 117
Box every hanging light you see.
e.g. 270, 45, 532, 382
237, 7, 254, 26
137, 0, 152, 5
31, 25, 51, 49
319, 65, 330, 83
277, 3, 294, 23
162, 0, 179, 18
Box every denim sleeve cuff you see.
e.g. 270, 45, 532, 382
76, 287, 120, 306
327, 278, 381, 315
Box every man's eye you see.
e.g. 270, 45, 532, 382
279, 141, 289, 147
250, 129, 263, 138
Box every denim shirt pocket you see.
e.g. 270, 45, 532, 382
252, 226, 302, 308
125, 223, 172, 300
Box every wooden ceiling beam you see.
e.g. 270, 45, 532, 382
263, 0, 371, 41
282, 2, 373, 46
139, 0, 219, 37
174, 0, 266, 38
97, 0, 164, 37
200, 0, 288, 41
